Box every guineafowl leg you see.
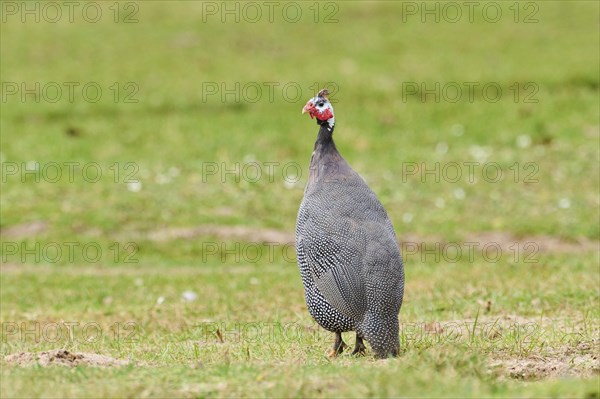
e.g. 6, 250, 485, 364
352, 334, 367, 356
327, 332, 347, 357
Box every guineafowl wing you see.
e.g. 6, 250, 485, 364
298, 173, 388, 321
299, 215, 368, 321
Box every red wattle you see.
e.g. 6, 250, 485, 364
315, 108, 333, 121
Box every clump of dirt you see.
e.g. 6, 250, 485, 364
489, 341, 600, 381
4, 349, 129, 367
494, 353, 599, 380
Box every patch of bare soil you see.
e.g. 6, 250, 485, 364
486, 323, 600, 380
463, 231, 598, 254
441, 314, 599, 331
401, 231, 597, 254
4, 349, 129, 367
0, 221, 47, 239
0, 263, 23, 273
406, 315, 599, 379
1, 219, 595, 255
491, 352, 600, 380
144, 225, 597, 254
146, 224, 294, 244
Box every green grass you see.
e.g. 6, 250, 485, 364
1, 1, 599, 397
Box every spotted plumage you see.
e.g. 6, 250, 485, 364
296, 89, 405, 358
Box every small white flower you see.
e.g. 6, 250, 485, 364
453, 188, 465, 200
435, 142, 448, 154
156, 174, 171, 184
182, 291, 198, 302
469, 146, 492, 163
402, 213, 413, 223
516, 134, 532, 148
451, 124, 464, 137
435, 198, 445, 208
127, 180, 142, 192
283, 179, 298, 189
26, 161, 39, 171
156, 296, 165, 305
168, 167, 180, 177
558, 198, 571, 209
250, 277, 259, 285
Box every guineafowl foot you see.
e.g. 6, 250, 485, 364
327, 332, 347, 357
352, 335, 367, 356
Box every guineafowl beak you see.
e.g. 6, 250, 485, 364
302, 102, 316, 118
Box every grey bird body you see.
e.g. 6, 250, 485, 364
296, 114, 405, 358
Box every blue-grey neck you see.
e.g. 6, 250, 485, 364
315, 119, 335, 149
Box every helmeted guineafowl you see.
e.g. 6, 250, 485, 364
296, 89, 405, 358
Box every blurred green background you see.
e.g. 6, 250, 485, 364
2, 0, 599, 243
1, 1, 599, 397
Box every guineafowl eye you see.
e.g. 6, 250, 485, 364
302, 95, 335, 126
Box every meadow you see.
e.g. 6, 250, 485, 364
1, 1, 599, 397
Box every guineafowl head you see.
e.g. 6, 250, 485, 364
302, 89, 335, 129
